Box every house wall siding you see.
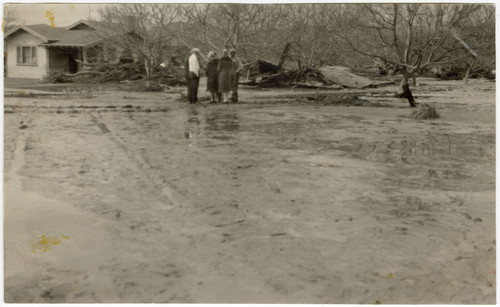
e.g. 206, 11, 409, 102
5, 31, 48, 79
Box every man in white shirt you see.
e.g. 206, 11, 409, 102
186, 48, 201, 104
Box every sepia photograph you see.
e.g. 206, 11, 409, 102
2, 1, 496, 304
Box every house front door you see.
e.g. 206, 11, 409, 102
68, 52, 78, 74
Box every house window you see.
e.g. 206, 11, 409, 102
16, 46, 37, 65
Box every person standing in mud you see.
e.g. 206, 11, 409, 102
186, 48, 201, 104
217, 49, 233, 104
206, 51, 221, 104
229, 48, 241, 103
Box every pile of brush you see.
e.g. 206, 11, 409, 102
244, 68, 343, 89
409, 103, 439, 119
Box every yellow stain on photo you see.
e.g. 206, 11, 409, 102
31, 234, 70, 254
45, 10, 55, 28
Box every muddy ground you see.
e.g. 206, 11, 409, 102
4, 78, 496, 303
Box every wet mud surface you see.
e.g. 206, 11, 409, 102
4, 79, 495, 303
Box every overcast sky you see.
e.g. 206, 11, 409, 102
5, 3, 109, 27
5, 1, 486, 27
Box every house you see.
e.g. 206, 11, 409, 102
4, 20, 131, 79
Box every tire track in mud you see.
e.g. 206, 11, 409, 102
5, 104, 170, 114
5, 118, 100, 304
5, 119, 174, 303
86, 112, 300, 302
7, 124, 29, 182
90, 107, 311, 238
5, 113, 35, 180
89, 113, 185, 208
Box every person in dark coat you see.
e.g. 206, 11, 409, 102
229, 48, 241, 103
206, 51, 221, 104
217, 49, 233, 104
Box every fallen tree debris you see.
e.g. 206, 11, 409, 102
242, 61, 394, 89
319, 66, 394, 88
64, 70, 104, 77
291, 81, 342, 89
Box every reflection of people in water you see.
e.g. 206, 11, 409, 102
185, 107, 241, 144
185, 106, 200, 142
205, 109, 240, 138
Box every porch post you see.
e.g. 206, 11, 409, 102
82, 47, 88, 69
77, 48, 83, 71
44, 46, 50, 77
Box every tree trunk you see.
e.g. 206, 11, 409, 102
277, 42, 292, 72
463, 58, 476, 84
145, 59, 151, 88
399, 72, 416, 107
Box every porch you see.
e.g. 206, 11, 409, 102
46, 45, 105, 74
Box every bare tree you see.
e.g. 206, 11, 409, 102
89, 3, 492, 91
332, 3, 484, 106
451, 5, 495, 84
3, 4, 20, 32
98, 4, 179, 87
279, 4, 320, 70
276, 4, 349, 70
175, 4, 296, 71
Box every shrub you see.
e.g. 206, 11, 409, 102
471, 68, 496, 80
409, 103, 439, 119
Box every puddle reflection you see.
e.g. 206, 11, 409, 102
204, 109, 240, 141
185, 106, 200, 140
205, 110, 240, 132
183, 106, 241, 144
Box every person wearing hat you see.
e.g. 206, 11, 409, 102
186, 48, 201, 104
229, 48, 241, 103
217, 49, 233, 104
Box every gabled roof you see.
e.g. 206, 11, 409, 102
41, 30, 102, 47
5, 24, 67, 42
26, 24, 68, 41
5, 20, 115, 48
67, 20, 99, 31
